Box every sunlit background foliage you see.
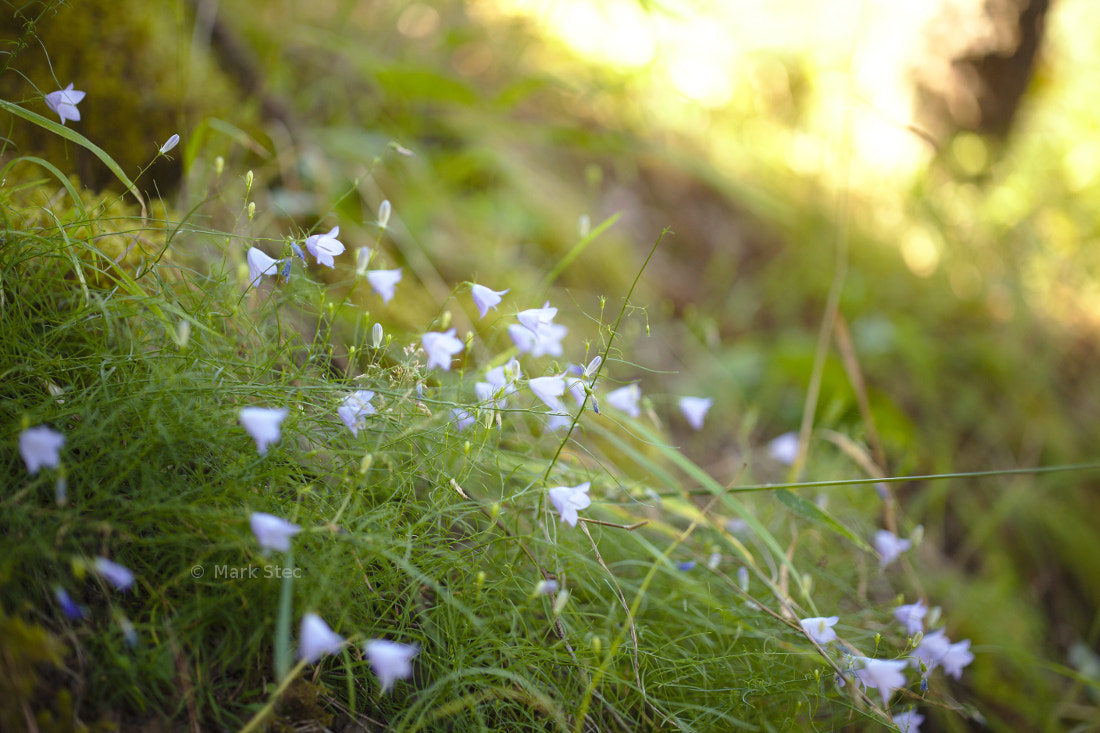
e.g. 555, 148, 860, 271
2, 0, 1100, 730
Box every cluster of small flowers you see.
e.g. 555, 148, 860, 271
797, 596, 973, 727
241, 201, 718, 530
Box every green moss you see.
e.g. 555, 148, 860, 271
0, 0, 242, 193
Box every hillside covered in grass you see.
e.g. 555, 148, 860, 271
2, 1, 1099, 731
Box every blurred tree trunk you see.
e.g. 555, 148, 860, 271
914, 0, 1051, 140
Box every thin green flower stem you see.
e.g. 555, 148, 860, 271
540, 227, 669, 487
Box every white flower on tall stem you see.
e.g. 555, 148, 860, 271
365, 639, 418, 693
422, 328, 464, 371
470, 284, 508, 319
299, 613, 346, 664
44, 83, 85, 124
250, 511, 301, 553
366, 268, 402, 304
304, 226, 345, 268
548, 482, 591, 527
19, 425, 64, 474
239, 407, 287, 455
338, 390, 376, 437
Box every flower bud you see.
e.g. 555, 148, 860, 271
159, 133, 180, 155
214, 156, 225, 177
372, 322, 384, 348
245, 170, 254, 191
378, 199, 392, 229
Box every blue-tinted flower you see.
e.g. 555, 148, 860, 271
679, 396, 713, 431
767, 432, 799, 465
874, 529, 912, 568
548, 482, 591, 527
534, 579, 559, 595
250, 511, 300, 553
305, 226, 345, 268
44, 83, 85, 124
911, 629, 973, 680
848, 655, 908, 705
54, 586, 86, 621
94, 557, 135, 591
364, 639, 418, 693
895, 599, 927, 636
476, 359, 521, 408
366, 268, 402, 304
246, 247, 280, 288
19, 425, 64, 474
800, 615, 839, 645
528, 376, 566, 412
451, 408, 476, 431
239, 407, 287, 455
422, 328, 464, 371
338, 390, 376, 437
892, 709, 924, 733
677, 560, 696, 571
299, 612, 346, 664
158, 133, 180, 155
605, 384, 641, 418
471, 284, 508, 319
291, 242, 306, 264
509, 304, 567, 357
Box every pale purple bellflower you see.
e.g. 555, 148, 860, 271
548, 482, 591, 527
422, 328, 464, 371
800, 616, 839, 645
679, 396, 713, 431
250, 511, 301, 553
44, 83, 85, 125
365, 639, 419, 693
338, 390, 376, 437
304, 226, 345, 268
19, 425, 64, 474
471, 284, 509, 319
246, 247, 280, 288
239, 407, 287, 455
894, 599, 927, 636
605, 384, 641, 418
366, 268, 402, 304
94, 557, 135, 591
299, 612, 346, 664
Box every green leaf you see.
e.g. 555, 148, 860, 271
774, 489, 871, 551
